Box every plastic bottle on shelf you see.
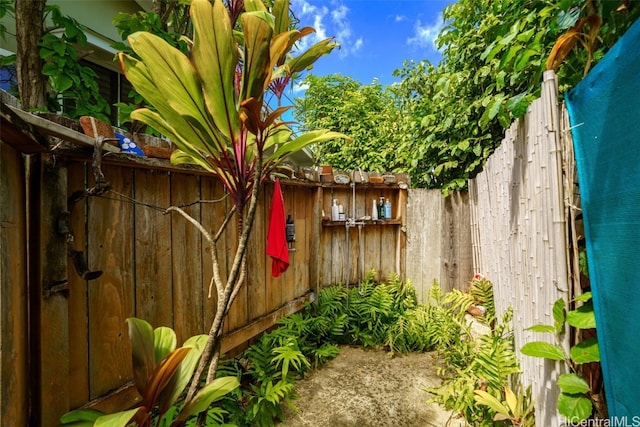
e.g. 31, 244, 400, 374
331, 199, 339, 221
338, 203, 345, 221
384, 198, 392, 219
371, 199, 378, 220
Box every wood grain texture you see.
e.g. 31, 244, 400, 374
88, 166, 135, 400
67, 162, 89, 408
247, 183, 266, 321
170, 173, 204, 343
134, 169, 172, 328
37, 155, 70, 425
0, 142, 29, 426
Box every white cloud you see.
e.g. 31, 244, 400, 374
407, 12, 445, 50
395, 14, 407, 23
290, 0, 361, 59
292, 81, 310, 94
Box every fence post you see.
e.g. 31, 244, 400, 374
34, 153, 71, 426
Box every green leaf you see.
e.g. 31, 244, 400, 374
567, 303, 596, 329
505, 91, 529, 117
514, 48, 538, 73
52, 74, 74, 93
176, 376, 240, 422
479, 94, 505, 129
158, 334, 208, 414
557, 392, 592, 421
42, 62, 59, 77
94, 408, 140, 427
525, 324, 556, 334
127, 31, 210, 130
570, 337, 600, 364
0, 54, 16, 66
240, 12, 273, 102
521, 341, 565, 361
553, 298, 566, 334
474, 389, 510, 415
191, 0, 240, 140
154, 326, 177, 363
52, 40, 67, 56
573, 292, 592, 303
272, 0, 290, 35
126, 317, 156, 394
59, 408, 104, 424
557, 373, 590, 394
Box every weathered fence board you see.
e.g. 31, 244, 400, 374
406, 189, 473, 302
87, 166, 135, 400
37, 155, 71, 426
0, 141, 29, 426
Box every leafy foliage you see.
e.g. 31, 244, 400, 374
474, 386, 535, 427
293, 74, 405, 172
59, 318, 239, 427
295, 0, 640, 194
388, 0, 639, 194
1, 4, 111, 119
520, 293, 600, 421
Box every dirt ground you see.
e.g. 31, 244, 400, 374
277, 345, 469, 427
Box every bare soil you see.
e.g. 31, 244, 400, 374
277, 346, 469, 427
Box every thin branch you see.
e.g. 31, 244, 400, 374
164, 206, 213, 245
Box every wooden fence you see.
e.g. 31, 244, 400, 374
405, 190, 473, 301
8, 78, 587, 425
469, 71, 579, 426
0, 97, 423, 425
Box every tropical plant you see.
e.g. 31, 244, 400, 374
59, 318, 239, 427
423, 277, 529, 426
117, 0, 344, 418
474, 386, 535, 427
520, 293, 600, 422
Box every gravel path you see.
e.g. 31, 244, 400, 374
277, 346, 469, 427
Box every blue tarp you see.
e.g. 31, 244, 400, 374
566, 18, 640, 417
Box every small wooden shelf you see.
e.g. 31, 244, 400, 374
322, 219, 402, 227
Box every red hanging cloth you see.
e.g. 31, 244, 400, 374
266, 179, 289, 277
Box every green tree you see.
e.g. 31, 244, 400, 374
293, 74, 405, 172
393, 0, 639, 193
5, 1, 111, 119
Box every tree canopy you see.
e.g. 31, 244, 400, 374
294, 0, 640, 193
293, 74, 404, 172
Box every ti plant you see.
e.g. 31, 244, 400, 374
117, 0, 346, 418
520, 293, 600, 421
58, 318, 239, 426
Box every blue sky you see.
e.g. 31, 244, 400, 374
289, 0, 453, 90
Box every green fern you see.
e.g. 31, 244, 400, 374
271, 340, 310, 379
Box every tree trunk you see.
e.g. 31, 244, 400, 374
15, 0, 47, 110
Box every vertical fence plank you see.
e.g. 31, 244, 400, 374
0, 142, 28, 426
88, 166, 135, 399
134, 169, 172, 328
37, 154, 70, 426
247, 182, 266, 322
406, 190, 442, 303
67, 162, 89, 408
170, 173, 204, 343
200, 177, 225, 329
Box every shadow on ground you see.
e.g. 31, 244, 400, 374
278, 346, 469, 427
